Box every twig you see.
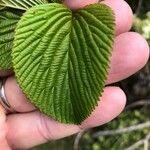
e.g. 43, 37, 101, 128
125, 139, 144, 150
93, 121, 150, 138
126, 99, 150, 110
73, 130, 86, 150
125, 133, 150, 150
145, 134, 150, 150
135, 0, 143, 16
144, 140, 149, 150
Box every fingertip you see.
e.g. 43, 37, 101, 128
102, 0, 133, 35
107, 32, 150, 84
65, 0, 133, 35
81, 86, 126, 128
64, 0, 99, 9
132, 32, 150, 64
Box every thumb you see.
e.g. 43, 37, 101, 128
64, 0, 99, 9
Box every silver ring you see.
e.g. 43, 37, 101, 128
0, 79, 15, 112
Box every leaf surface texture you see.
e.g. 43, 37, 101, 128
0, 0, 48, 10
0, 8, 21, 69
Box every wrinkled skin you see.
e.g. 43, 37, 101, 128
0, 0, 149, 149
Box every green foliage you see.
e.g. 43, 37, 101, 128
12, 3, 115, 124
81, 108, 150, 150
0, 0, 48, 10
0, 8, 21, 69
0, 0, 49, 70
133, 12, 150, 44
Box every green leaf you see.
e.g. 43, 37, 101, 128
0, 8, 21, 69
12, 3, 115, 124
0, 0, 48, 10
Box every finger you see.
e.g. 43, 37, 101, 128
4, 76, 36, 113
107, 32, 149, 84
102, 0, 133, 35
6, 86, 126, 149
64, 0, 99, 9
64, 0, 133, 35
81, 87, 126, 128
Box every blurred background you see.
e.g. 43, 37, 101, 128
32, 0, 150, 149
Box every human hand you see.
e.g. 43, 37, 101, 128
0, 0, 149, 149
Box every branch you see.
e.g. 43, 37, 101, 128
126, 100, 150, 110
125, 133, 150, 150
73, 130, 87, 150
125, 139, 144, 150
93, 121, 150, 138
135, 0, 143, 16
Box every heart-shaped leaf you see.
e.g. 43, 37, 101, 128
0, 8, 21, 69
12, 3, 115, 124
